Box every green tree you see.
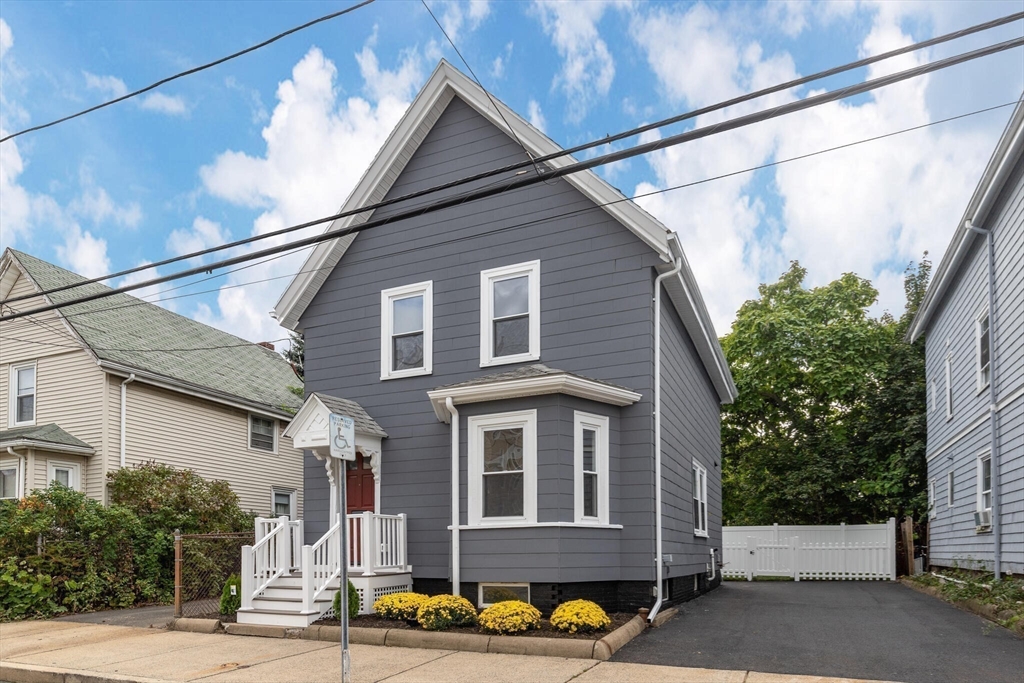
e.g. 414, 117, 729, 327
283, 332, 304, 381
721, 257, 930, 525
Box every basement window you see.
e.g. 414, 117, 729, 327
478, 583, 530, 608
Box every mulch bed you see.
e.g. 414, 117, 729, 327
315, 612, 636, 640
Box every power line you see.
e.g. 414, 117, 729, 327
0, 0, 376, 144
7, 9, 1020, 306
4, 98, 1014, 330
0, 334, 289, 354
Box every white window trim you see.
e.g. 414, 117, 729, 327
248, 414, 278, 454
271, 487, 297, 520
928, 479, 936, 519
947, 470, 955, 508
693, 460, 709, 537
574, 411, 609, 525
467, 409, 537, 527
975, 308, 990, 394
944, 351, 953, 421
9, 361, 37, 427
0, 458, 23, 500
976, 450, 992, 514
479, 261, 541, 368
477, 582, 530, 608
380, 280, 433, 380
47, 460, 81, 491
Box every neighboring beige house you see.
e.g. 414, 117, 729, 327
0, 248, 304, 517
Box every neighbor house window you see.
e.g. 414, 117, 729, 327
977, 452, 991, 514
976, 309, 990, 392
380, 281, 433, 380
272, 488, 296, 519
0, 461, 20, 499
10, 363, 36, 426
944, 352, 953, 420
574, 411, 609, 524
249, 415, 277, 452
47, 461, 80, 491
467, 410, 537, 526
693, 461, 708, 537
479, 261, 540, 367
928, 479, 936, 519
478, 583, 530, 608
947, 470, 955, 508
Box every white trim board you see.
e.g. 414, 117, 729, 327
271, 59, 736, 404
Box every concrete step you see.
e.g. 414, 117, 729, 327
236, 607, 322, 628
251, 595, 332, 611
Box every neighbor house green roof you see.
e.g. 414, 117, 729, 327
0, 424, 95, 454
6, 249, 302, 417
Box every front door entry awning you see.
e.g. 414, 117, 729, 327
283, 392, 387, 457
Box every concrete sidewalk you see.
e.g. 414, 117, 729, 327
0, 620, 897, 683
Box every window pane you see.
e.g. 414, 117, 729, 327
274, 493, 291, 517
582, 429, 595, 471
1, 468, 15, 498
494, 316, 529, 357
982, 457, 991, 491
584, 472, 597, 517
17, 367, 34, 393
484, 472, 524, 517
482, 584, 529, 604
980, 316, 990, 369
17, 395, 34, 423
693, 495, 700, 529
493, 276, 528, 318
393, 332, 424, 370
393, 295, 423, 335
54, 469, 70, 487
483, 428, 523, 473
251, 417, 275, 451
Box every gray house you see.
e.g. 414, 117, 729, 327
235, 61, 736, 628
908, 99, 1023, 577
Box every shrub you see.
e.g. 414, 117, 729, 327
220, 574, 241, 616
332, 580, 360, 619
416, 594, 478, 631
0, 557, 62, 621
483, 587, 523, 604
478, 600, 541, 635
373, 592, 427, 621
550, 599, 611, 634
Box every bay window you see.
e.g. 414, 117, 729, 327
574, 411, 609, 524
467, 410, 537, 526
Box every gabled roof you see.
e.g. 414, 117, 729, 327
908, 98, 1024, 342
0, 423, 95, 455
1, 249, 303, 418
273, 60, 736, 403
308, 392, 388, 438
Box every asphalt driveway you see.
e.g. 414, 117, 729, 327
612, 581, 1022, 683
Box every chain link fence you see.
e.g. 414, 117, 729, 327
174, 531, 253, 618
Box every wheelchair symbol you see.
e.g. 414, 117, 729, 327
333, 431, 351, 451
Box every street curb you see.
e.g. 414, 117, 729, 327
169, 618, 220, 634
899, 578, 1023, 637
0, 661, 170, 683
303, 615, 647, 660
223, 623, 288, 638
649, 607, 678, 628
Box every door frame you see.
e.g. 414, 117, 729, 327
328, 446, 380, 518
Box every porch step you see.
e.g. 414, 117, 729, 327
236, 607, 323, 628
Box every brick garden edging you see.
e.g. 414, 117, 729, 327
900, 578, 1024, 636
300, 614, 648, 660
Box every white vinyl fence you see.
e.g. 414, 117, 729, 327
723, 519, 896, 581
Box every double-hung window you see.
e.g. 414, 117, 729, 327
0, 460, 20, 500
947, 470, 955, 508
10, 363, 36, 426
976, 309, 990, 392
467, 410, 537, 526
693, 461, 708, 537
928, 479, 936, 519
480, 261, 540, 367
381, 281, 433, 379
977, 452, 992, 515
574, 412, 609, 524
249, 415, 277, 452
944, 352, 953, 420
272, 488, 296, 519
48, 461, 80, 491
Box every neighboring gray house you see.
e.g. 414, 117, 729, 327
908, 99, 1023, 577
236, 61, 736, 627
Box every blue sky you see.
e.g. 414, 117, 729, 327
1, 0, 1022, 345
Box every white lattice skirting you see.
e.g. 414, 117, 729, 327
335, 574, 413, 615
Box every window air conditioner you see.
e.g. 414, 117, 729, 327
974, 509, 991, 529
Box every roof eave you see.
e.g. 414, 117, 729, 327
1, 438, 95, 456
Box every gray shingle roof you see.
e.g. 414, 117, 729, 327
312, 393, 388, 438
0, 423, 93, 452
434, 364, 633, 392
10, 250, 302, 415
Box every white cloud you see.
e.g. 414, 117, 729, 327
195, 41, 424, 343
526, 99, 546, 133
55, 224, 110, 279
432, 0, 491, 43
83, 71, 128, 99
531, 0, 619, 122
225, 76, 269, 124
0, 19, 12, 59
166, 217, 228, 262
68, 185, 143, 228
491, 42, 513, 79
139, 92, 188, 116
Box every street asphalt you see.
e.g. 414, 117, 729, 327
612, 580, 1023, 683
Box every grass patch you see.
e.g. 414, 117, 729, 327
908, 570, 1024, 631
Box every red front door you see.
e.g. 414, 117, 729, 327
346, 453, 375, 513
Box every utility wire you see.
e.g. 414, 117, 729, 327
3, 98, 1015, 330
7, 9, 1021, 305
0, 333, 289, 353
0, 0, 376, 144
2, 35, 1020, 323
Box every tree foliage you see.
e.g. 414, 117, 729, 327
721, 257, 930, 525
283, 332, 304, 381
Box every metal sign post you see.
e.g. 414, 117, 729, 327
329, 413, 355, 683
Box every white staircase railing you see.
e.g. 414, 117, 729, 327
301, 514, 343, 613
241, 515, 291, 611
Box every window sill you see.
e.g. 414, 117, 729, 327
694, 530, 709, 538
450, 522, 623, 530
480, 353, 540, 369
975, 526, 992, 534
381, 367, 432, 381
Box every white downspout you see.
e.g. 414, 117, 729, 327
649, 242, 683, 624
7, 447, 26, 498
120, 374, 136, 468
445, 397, 461, 597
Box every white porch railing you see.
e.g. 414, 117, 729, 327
302, 514, 343, 613
241, 515, 292, 611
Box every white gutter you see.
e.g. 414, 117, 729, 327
119, 373, 136, 468
445, 397, 461, 597
7, 447, 26, 499
649, 238, 683, 624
